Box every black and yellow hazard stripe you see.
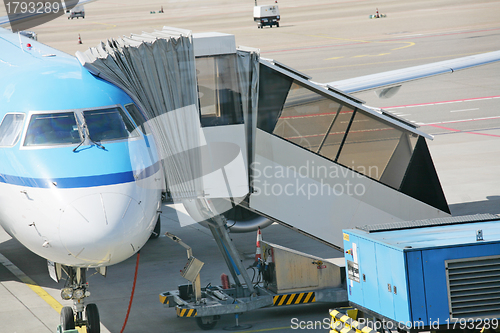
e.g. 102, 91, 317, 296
340, 327, 356, 333
331, 320, 345, 332
159, 293, 169, 305
330, 309, 378, 333
273, 291, 315, 306
176, 307, 197, 317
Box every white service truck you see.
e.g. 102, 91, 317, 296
67, 5, 85, 19
253, 5, 280, 28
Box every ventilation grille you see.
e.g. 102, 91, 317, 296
446, 255, 500, 319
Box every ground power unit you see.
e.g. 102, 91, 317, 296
342, 214, 500, 331
253, 5, 280, 28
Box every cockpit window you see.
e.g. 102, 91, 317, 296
0, 113, 25, 147
83, 107, 138, 142
24, 112, 80, 146
124, 103, 151, 135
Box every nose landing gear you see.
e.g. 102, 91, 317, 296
59, 267, 101, 333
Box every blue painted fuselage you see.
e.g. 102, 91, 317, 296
0, 28, 163, 267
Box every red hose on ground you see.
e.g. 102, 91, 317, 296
120, 251, 140, 333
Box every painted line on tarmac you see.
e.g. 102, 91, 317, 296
450, 108, 479, 113
263, 41, 367, 55
0, 252, 63, 313
305, 36, 415, 60
78, 21, 117, 32
418, 116, 500, 127
304, 51, 486, 71
262, 27, 500, 56
384, 95, 500, 110
0, 253, 90, 332
382, 27, 500, 43
424, 124, 500, 138
386, 96, 500, 128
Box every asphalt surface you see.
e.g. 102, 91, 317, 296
1, 0, 499, 332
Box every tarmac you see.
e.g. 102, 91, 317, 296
1, 0, 499, 332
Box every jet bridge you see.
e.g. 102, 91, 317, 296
77, 27, 450, 251
183, 31, 451, 249
76, 27, 454, 330
246, 58, 451, 249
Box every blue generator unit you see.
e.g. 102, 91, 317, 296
342, 214, 500, 330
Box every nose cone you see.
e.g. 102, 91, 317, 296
59, 192, 146, 266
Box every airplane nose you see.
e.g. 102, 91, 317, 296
59, 192, 145, 265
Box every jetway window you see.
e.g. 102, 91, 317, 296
336, 112, 404, 181
24, 112, 81, 146
84, 107, 139, 142
196, 55, 243, 127
257, 64, 293, 133
379, 133, 418, 189
317, 105, 355, 161
256, 64, 422, 188
273, 82, 341, 152
0, 113, 25, 147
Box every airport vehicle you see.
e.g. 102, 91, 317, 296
67, 6, 85, 19
340, 214, 500, 332
160, 219, 348, 330
254, 5, 280, 28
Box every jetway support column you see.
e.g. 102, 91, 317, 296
207, 215, 256, 297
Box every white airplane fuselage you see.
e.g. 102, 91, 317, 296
0, 179, 161, 266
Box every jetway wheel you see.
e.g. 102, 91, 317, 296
60, 306, 75, 330
196, 316, 219, 330
86, 303, 100, 333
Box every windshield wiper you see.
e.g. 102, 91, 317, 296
89, 136, 105, 150
73, 125, 86, 152
73, 137, 85, 152
73, 124, 106, 152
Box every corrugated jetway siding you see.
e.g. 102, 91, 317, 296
77, 30, 259, 205
249, 61, 450, 249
